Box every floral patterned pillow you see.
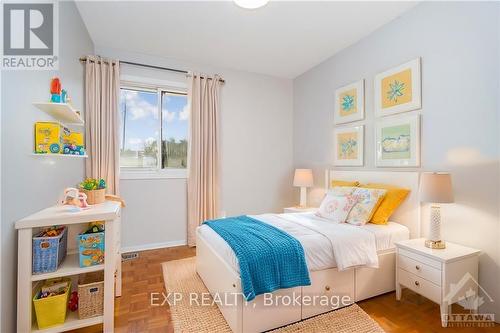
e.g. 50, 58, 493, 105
316, 194, 359, 223
327, 186, 357, 196
346, 188, 387, 226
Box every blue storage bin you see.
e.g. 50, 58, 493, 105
32, 227, 68, 274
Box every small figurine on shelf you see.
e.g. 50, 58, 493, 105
61, 89, 68, 103
79, 192, 89, 209
88, 221, 105, 233
50, 77, 62, 103
62, 188, 80, 207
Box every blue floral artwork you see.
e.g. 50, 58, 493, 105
387, 81, 405, 102
341, 95, 355, 112
340, 138, 357, 158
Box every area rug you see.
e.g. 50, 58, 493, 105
162, 257, 385, 333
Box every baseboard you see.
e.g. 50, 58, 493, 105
121, 240, 187, 253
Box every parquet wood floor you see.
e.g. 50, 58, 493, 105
72, 246, 499, 333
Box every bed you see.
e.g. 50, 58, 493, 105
196, 170, 420, 333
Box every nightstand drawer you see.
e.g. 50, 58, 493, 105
398, 268, 441, 303
398, 254, 441, 286
398, 248, 441, 269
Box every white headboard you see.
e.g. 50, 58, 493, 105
326, 170, 420, 239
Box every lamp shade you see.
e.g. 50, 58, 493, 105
234, 0, 269, 9
293, 169, 314, 188
420, 172, 454, 203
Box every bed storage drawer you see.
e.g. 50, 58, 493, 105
242, 286, 302, 333
398, 254, 441, 286
302, 268, 354, 319
398, 268, 441, 303
356, 251, 395, 301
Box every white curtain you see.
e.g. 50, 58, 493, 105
187, 73, 223, 246
84, 55, 120, 194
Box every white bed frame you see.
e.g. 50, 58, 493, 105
196, 170, 420, 333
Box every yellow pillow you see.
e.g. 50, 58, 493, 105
331, 180, 359, 188
361, 183, 410, 225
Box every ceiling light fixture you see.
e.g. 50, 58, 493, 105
234, 0, 269, 10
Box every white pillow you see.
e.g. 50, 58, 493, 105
316, 194, 359, 223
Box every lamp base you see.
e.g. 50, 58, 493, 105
425, 239, 446, 249
299, 187, 307, 208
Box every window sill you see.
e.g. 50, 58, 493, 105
120, 169, 188, 180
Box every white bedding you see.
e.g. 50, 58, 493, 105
197, 212, 409, 273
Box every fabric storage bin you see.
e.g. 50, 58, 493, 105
33, 278, 71, 329
33, 226, 68, 274
78, 271, 104, 319
78, 231, 105, 267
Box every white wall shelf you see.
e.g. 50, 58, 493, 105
31, 153, 88, 158
33, 102, 84, 126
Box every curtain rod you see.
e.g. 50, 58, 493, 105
79, 57, 225, 83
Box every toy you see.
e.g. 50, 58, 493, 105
62, 188, 81, 212
39, 226, 65, 238
88, 221, 105, 233
79, 192, 89, 208
50, 77, 61, 94
63, 144, 85, 155
61, 188, 89, 211
37, 278, 69, 300
68, 291, 78, 311
80, 178, 106, 191
34, 122, 70, 154
51, 94, 61, 103
61, 89, 67, 103
50, 77, 62, 103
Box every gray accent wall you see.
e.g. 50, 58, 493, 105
0, 2, 94, 331
293, 2, 500, 317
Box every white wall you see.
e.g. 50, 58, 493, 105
293, 2, 500, 317
95, 47, 295, 251
0, 2, 94, 332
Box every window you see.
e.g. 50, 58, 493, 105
119, 83, 188, 177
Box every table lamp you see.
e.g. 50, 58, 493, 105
293, 169, 314, 208
420, 172, 454, 249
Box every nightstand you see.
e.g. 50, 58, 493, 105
395, 238, 480, 327
283, 206, 317, 213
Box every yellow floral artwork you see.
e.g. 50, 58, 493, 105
339, 88, 357, 117
381, 68, 413, 109
337, 132, 358, 160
